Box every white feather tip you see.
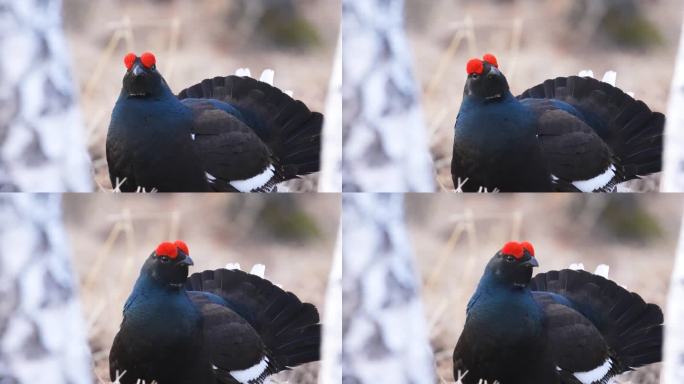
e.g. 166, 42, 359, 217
235, 68, 252, 77
250, 264, 266, 278
259, 69, 275, 85
569, 263, 585, 271
594, 264, 610, 278
601, 71, 617, 86
226, 262, 242, 270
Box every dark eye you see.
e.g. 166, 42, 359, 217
160, 256, 170, 263
505, 255, 515, 262
471, 74, 480, 80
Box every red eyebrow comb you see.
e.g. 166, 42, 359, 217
483, 53, 498, 68
140, 52, 156, 69
155, 242, 178, 259
124, 53, 136, 70
467, 58, 484, 75
501, 241, 524, 259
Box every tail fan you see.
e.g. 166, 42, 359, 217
530, 269, 663, 371
518, 76, 664, 180
185, 268, 321, 370
178, 75, 322, 179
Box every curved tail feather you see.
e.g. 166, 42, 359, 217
518, 76, 664, 181
185, 268, 321, 371
178, 75, 323, 180
530, 269, 663, 372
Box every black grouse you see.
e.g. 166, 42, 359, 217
107, 52, 323, 192
451, 54, 664, 192
109, 241, 321, 384
453, 241, 663, 384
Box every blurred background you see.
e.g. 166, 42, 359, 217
404, 194, 681, 383
404, 0, 683, 192
63, 194, 339, 382
62, 0, 339, 191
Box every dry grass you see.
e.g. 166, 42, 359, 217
63, 0, 339, 192
404, 194, 681, 383
405, 0, 683, 192
62, 194, 338, 383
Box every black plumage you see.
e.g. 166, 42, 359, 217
109, 241, 321, 384
452, 241, 663, 384
107, 52, 322, 192
530, 269, 663, 373
451, 54, 664, 192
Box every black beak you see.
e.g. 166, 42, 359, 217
486, 66, 503, 79
177, 256, 194, 266
521, 257, 539, 268
131, 62, 145, 77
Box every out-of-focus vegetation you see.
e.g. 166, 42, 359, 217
227, 0, 321, 48
226, 195, 323, 242
568, 195, 664, 243
570, 0, 664, 49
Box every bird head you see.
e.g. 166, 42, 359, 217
463, 54, 510, 102
484, 241, 538, 289
142, 240, 194, 289
121, 52, 170, 99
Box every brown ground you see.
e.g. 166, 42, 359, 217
63, 194, 339, 383
63, 0, 339, 192
405, 194, 681, 383
405, 0, 683, 192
